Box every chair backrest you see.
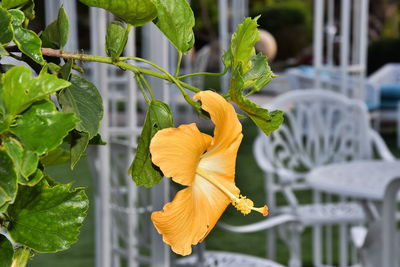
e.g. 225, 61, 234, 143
255, 89, 372, 180
368, 63, 400, 85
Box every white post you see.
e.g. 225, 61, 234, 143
142, 23, 171, 267
359, 0, 369, 101
90, 7, 111, 267
218, 0, 229, 93
340, 0, 351, 97
313, 0, 324, 89
126, 26, 139, 267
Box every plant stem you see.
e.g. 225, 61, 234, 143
139, 75, 155, 100
120, 56, 201, 111
135, 75, 151, 104
175, 52, 182, 77
12, 247, 30, 267
40, 48, 201, 93
178, 71, 226, 80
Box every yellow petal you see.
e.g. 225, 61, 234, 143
193, 91, 242, 156
151, 172, 238, 256
150, 123, 212, 186
193, 91, 243, 182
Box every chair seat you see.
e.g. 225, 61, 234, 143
175, 251, 285, 267
279, 202, 366, 226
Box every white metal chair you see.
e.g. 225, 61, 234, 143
174, 214, 298, 267
367, 64, 400, 146
286, 66, 380, 111
253, 89, 395, 267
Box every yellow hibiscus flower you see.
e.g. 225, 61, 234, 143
150, 90, 268, 256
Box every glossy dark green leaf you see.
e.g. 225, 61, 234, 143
0, 45, 8, 56
3, 137, 38, 179
230, 70, 283, 136
152, 0, 195, 53
21, 168, 43, 186
7, 182, 89, 253
58, 59, 73, 80
8, 9, 24, 26
223, 16, 260, 75
89, 134, 106, 145
0, 119, 9, 133
57, 6, 69, 49
130, 100, 173, 187
106, 21, 128, 60
0, 202, 9, 213
242, 54, 274, 92
0, 235, 13, 267
10, 101, 79, 155
70, 131, 89, 170
2, 0, 29, 9
2, 65, 70, 115
0, 8, 13, 45
40, 148, 70, 167
13, 27, 45, 65
40, 20, 59, 49
21, 0, 35, 20
0, 149, 17, 207
79, 0, 157, 26
59, 74, 103, 138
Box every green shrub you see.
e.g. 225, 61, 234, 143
368, 38, 400, 75
256, 1, 313, 60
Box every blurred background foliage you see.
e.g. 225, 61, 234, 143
192, 0, 399, 70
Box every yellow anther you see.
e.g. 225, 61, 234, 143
232, 195, 268, 216
196, 169, 268, 217
232, 195, 253, 215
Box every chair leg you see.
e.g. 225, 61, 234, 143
288, 224, 302, 267
267, 228, 276, 260
312, 191, 322, 267
265, 172, 277, 260
279, 223, 302, 267
312, 225, 322, 267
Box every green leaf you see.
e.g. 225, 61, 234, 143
40, 148, 70, 167
0, 8, 13, 45
152, 0, 195, 53
40, 20, 59, 49
0, 149, 17, 207
130, 100, 173, 187
21, 0, 34, 20
0, 203, 9, 213
2, 0, 29, 9
10, 101, 79, 155
89, 134, 106, 145
13, 27, 45, 65
3, 137, 38, 179
0, 45, 8, 56
57, 6, 69, 49
230, 71, 283, 136
106, 21, 128, 60
224, 16, 260, 75
70, 131, 89, 170
8, 9, 24, 26
7, 182, 89, 253
41, 5, 69, 49
58, 59, 73, 80
0, 235, 13, 267
59, 74, 103, 138
242, 54, 274, 92
79, 0, 157, 26
2, 65, 71, 115
21, 168, 43, 186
